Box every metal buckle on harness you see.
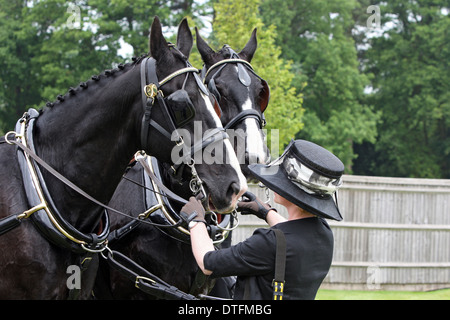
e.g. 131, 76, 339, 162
175, 136, 184, 147
144, 83, 158, 100
187, 159, 206, 197
135, 275, 157, 289
4, 131, 20, 145
272, 280, 285, 300
81, 240, 109, 253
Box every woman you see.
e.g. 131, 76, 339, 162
181, 139, 344, 299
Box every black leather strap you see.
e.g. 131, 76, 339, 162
105, 249, 197, 300
0, 214, 21, 236
272, 228, 286, 300
242, 228, 287, 300
224, 109, 264, 130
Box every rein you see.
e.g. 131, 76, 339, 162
3, 126, 183, 238
103, 249, 198, 300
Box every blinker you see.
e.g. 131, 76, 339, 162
238, 63, 251, 86
166, 89, 196, 128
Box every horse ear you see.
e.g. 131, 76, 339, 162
149, 16, 170, 60
239, 28, 257, 62
196, 27, 216, 64
176, 18, 193, 58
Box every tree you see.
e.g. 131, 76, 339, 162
0, 0, 122, 134
259, 0, 380, 172
0, 0, 41, 133
358, 0, 450, 178
212, 0, 304, 156
0, 0, 186, 134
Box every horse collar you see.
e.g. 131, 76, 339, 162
12, 111, 110, 254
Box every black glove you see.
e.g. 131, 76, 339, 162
237, 191, 276, 221
180, 196, 206, 229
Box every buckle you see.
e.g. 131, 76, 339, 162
144, 83, 158, 99
272, 280, 285, 300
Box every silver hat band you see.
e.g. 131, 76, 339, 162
282, 154, 342, 196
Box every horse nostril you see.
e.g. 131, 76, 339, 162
228, 182, 241, 198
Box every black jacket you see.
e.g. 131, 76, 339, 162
204, 217, 334, 300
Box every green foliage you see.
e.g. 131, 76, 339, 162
0, 0, 189, 134
0, 0, 39, 132
297, 31, 380, 170
1, 0, 448, 178
362, 0, 450, 178
260, 0, 380, 172
213, 0, 304, 155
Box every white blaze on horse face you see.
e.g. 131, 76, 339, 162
241, 93, 268, 165
200, 92, 248, 199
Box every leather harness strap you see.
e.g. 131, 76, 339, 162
243, 228, 287, 300
272, 228, 287, 300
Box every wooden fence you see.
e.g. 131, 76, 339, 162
232, 175, 450, 291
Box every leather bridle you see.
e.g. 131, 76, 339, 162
201, 45, 270, 130
139, 55, 229, 185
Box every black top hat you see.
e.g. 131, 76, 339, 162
248, 140, 344, 221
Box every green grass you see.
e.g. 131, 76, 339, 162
316, 288, 450, 300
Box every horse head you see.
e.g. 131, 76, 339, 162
143, 17, 247, 213
196, 28, 271, 179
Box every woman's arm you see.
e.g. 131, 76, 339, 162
180, 196, 215, 275
190, 222, 214, 275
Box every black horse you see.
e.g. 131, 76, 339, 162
93, 27, 270, 299
197, 27, 270, 177
0, 16, 246, 299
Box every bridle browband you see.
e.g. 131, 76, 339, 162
203, 58, 254, 81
